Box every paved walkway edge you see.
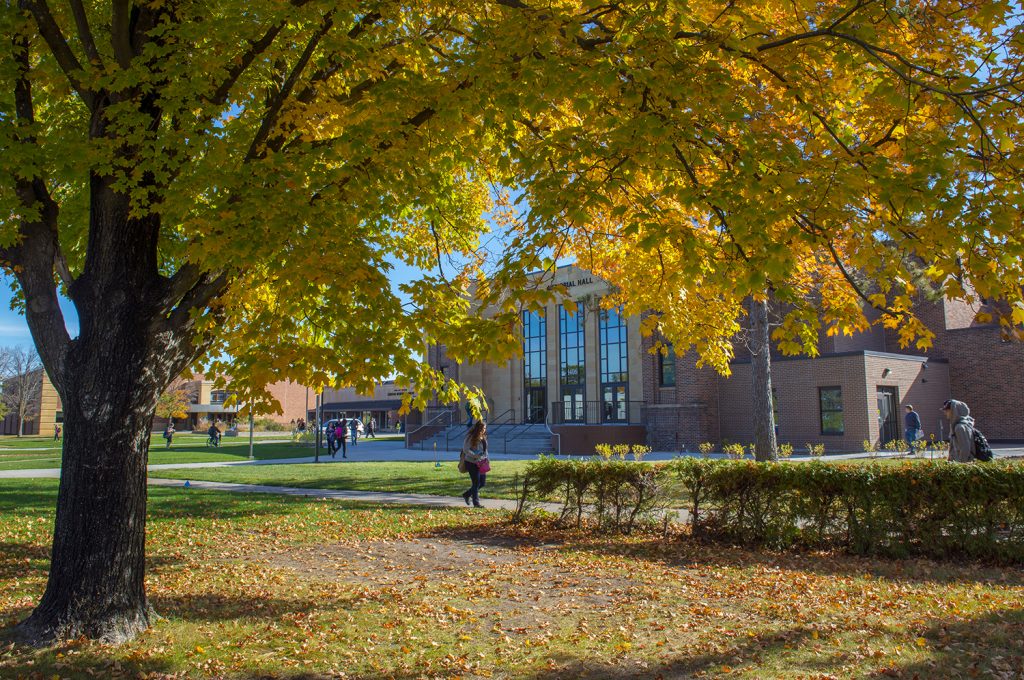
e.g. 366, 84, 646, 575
147, 477, 529, 511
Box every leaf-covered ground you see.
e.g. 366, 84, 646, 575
1, 479, 1022, 679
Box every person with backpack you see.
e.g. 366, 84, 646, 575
942, 399, 993, 462
163, 423, 175, 448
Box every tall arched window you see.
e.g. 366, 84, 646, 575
522, 310, 547, 423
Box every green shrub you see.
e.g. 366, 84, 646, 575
521, 458, 1024, 563
522, 456, 668, 533
253, 417, 289, 432
668, 459, 1024, 562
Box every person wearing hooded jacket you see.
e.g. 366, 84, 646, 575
944, 399, 975, 462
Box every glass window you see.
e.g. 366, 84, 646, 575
819, 387, 844, 435
599, 306, 628, 422
658, 344, 676, 387
522, 310, 547, 421
559, 305, 585, 423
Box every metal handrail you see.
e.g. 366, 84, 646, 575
545, 405, 561, 456
502, 407, 546, 453
445, 408, 517, 452
404, 408, 454, 449
549, 400, 647, 425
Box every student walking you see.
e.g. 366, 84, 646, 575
460, 420, 490, 508
943, 399, 975, 462
53, 424, 61, 441
163, 423, 175, 448
349, 417, 359, 447
367, 417, 376, 439
904, 405, 922, 453
326, 422, 337, 457
335, 421, 347, 458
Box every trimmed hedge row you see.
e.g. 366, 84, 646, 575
519, 457, 1024, 563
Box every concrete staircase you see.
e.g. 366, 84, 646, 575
411, 423, 555, 456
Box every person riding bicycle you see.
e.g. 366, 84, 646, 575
207, 423, 221, 447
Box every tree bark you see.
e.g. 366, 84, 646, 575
13, 178, 202, 645
750, 296, 778, 462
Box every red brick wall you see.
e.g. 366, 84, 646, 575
719, 354, 948, 453
883, 295, 1024, 441
265, 380, 313, 424
552, 425, 648, 455
640, 334, 720, 452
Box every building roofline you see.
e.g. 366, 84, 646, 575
730, 350, 949, 365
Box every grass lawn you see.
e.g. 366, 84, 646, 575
151, 459, 534, 499
1, 479, 1022, 678
0, 434, 312, 471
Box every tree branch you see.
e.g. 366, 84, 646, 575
4, 28, 71, 390
208, 22, 286, 106
110, 0, 134, 68
246, 12, 335, 161
69, 0, 102, 65
22, 0, 94, 108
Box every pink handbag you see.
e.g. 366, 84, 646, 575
477, 458, 491, 474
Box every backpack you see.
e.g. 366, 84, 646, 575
972, 427, 993, 462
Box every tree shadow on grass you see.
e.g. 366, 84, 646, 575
0, 638, 177, 679
148, 590, 368, 624
881, 608, 1024, 678
421, 522, 1024, 589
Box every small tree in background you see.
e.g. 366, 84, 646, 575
154, 388, 192, 424
0, 347, 44, 436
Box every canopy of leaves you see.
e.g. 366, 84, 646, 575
0, 0, 1021, 396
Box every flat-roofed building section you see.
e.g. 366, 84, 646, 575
317, 381, 412, 431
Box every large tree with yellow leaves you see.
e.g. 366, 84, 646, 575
2, 0, 1021, 643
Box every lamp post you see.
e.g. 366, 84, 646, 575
314, 391, 322, 463
248, 410, 254, 460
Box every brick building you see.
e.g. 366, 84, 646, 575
428, 264, 1023, 454
0, 369, 62, 436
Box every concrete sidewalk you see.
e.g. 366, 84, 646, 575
148, 477, 536, 511
3, 441, 1020, 480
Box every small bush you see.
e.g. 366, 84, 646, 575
698, 442, 715, 458
723, 443, 745, 460
254, 417, 289, 432
522, 456, 668, 533
520, 458, 1024, 563
778, 443, 793, 460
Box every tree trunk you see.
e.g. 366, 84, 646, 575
15, 352, 160, 645
750, 296, 778, 462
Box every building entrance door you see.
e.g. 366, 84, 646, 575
876, 386, 900, 445
561, 388, 584, 423
602, 384, 627, 423
525, 387, 547, 423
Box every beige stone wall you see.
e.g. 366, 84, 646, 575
37, 373, 62, 436
447, 264, 647, 424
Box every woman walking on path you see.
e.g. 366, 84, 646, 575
349, 417, 359, 447
460, 420, 490, 508
163, 423, 175, 448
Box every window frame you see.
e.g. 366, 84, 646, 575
818, 386, 844, 435
657, 344, 676, 387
